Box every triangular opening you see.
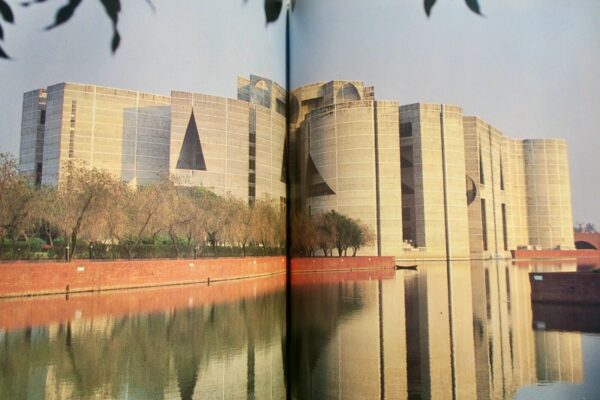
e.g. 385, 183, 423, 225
176, 110, 206, 170
306, 155, 335, 197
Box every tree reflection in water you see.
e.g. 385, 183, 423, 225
0, 283, 285, 400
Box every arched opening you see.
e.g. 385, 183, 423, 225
466, 175, 477, 205
306, 155, 335, 197
575, 241, 598, 250
251, 79, 270, 108
336, 83, 361, 102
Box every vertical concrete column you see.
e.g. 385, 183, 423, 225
374, 101, 403, 256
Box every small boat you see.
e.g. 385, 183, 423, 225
394, 264, 418, 271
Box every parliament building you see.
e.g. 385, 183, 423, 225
19, 77, 574, 259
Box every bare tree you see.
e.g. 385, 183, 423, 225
108, 182, 170, 258
162, 184, 195, 258
312, 212, 337, 257
225, 196, 255, 257
191, 187, 230, 256
291, 211, 317, 256
51, 161, 120, 261
252, 196, 280, 255
0, 154, 37, 255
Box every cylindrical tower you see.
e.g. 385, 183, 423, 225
523, 139, 574, 249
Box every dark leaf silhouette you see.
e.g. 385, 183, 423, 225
425, 0, 481, 17
111, 30, 120, 52
0, 43, 9, 59
0, 0, 14, 23
145, 0, 155, 13
3, 0, 483, 60
465, 0, 482, 15
45, 0, 82, 30
21, 0, 50, 6
264, 0, 282, 23
424, 0, 436, 17
99, 0, 120, 23
99, 0, 121, 53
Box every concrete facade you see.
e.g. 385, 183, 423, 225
171, 76, 286, 202
292, 80, 575, 258
34, 82, 171, 187
463, 119, 574, 258
291, 81, 403, 256
18, 77, 575, 258
18, 76, 286, 203
18, 89, 47, 186
400, 104, 471, 259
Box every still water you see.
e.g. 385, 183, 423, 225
290, 260, 600, 400
1, 261, 599, 399
0, 276, 286, 399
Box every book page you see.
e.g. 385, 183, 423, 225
288, 1, 600, 399
0, 2, 288, 398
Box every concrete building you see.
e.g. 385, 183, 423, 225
291, 80, 574, 259
291, 81, 403, 256
18, 76, 286, 204
18, 89, 47, 186
171, 76, 286, 202
19, 76, 575, 258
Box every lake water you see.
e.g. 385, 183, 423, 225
1, 260, 599, 399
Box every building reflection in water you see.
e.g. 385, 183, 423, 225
290, 260, 584, 400
0, 262, 589, 399
0, 277, 286, 400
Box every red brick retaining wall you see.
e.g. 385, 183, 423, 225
529, 272, 600, 304
0, 257, 286, 298
0, 274, 285, 331
290, 256, 395, 273
574, 232, 600, 249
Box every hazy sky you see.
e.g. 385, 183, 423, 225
291, 0, 600, 225
0, 0, 286, 153
1, 0, 599, 224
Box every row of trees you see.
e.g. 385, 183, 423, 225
0, 154, 284, 260
574, 223, 597, 234
1, 153, 373, 260
291, 210, 374, 257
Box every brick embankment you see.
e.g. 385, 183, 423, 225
0, 257, 286, 298
0, 274, 285, 331
529, 272, 600, 304
290, 256, 395, 273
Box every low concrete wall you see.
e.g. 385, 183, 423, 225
529, 272, 600, 304
0, 257, 286, 298
0, 274, 285, 331
290, 256, 395, 273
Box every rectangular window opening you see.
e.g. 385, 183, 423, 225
481, 198, 488, 251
